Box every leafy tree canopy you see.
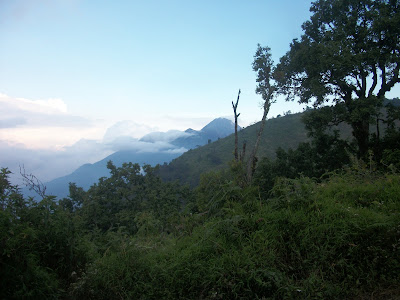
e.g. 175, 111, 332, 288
275, 0, 400, 157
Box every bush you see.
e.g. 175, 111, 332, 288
71, 169, 400, 299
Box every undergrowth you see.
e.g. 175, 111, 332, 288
71, 169, 400, 299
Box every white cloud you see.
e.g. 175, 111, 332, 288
0, 117, 189, 185
0, 93, 67, 115
0, 93, 104, 149
165, 147, 188, 154
0, 94, 210, 185
102, 122, 193, 153
0, 93, 113, 183
104, 137, 185, 153
140, 130, 192, 143
0, 126, 105, 150
0, 139, 112, 185
103, 120, 156, 142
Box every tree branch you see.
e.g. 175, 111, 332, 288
378, 62, 400, 97
19, 165, 47, 199
377, 61, 388, 98
368, 65, 378, 97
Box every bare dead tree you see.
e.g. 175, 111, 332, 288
232, 89, 241, 161
20, 165, 47, 199
239, 140, 246, 163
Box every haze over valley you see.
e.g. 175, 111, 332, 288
23, 117, 238, 198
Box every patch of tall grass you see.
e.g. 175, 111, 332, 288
71, 169, 400, 299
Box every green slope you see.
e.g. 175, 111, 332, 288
159, 98, 400, 186
158, 112, 313, 186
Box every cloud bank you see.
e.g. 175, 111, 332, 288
0, 94, 188, 185
0, 93, 101, 149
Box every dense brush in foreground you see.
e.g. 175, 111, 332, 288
70, 168, 400, 299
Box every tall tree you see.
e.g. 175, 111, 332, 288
232, 89, 241, 161
247, 44, 277, 182
275, 0, 400, 158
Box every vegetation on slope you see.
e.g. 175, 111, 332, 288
2, 0, 400, 298
2, 99, 398, 299
2, 154, 400, 299
158, 112, 312, 186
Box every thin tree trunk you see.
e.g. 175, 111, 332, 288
246, 44, 276, 182
240, 141, 246, 162
247, 101, 271, 182
232, 89, 241, 161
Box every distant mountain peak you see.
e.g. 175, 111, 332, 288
201, 117, 232, 129
30, 117, 239, 199
185, 128, 196, 134
200, 118, 238, 140
169, 118, 236, 149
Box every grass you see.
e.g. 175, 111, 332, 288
71, 169, 400, 299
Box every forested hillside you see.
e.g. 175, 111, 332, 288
1, 0, 400, 299
157, 112, 314, 186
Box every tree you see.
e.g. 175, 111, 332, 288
79, 161, 191, 234
232, 89, 241, 161
275, 0, 400, 158
247, 44, 277, 182
0, 168, 26, 216
0, 168, 89, 298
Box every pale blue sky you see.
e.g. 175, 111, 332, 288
0, 0, 313, 139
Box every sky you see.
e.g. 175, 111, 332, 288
4, 0, 396, 185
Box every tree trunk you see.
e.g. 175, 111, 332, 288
239, 141, 246, 162
232, 90, 241, 161
352, 118, 370, 159
246, 101, 270, 182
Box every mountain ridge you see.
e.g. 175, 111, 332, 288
157, 112, 310, 186
29, 118, 237, 199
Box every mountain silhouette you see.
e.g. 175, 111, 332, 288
172, 118, 238, 149
30, 118, 237, 199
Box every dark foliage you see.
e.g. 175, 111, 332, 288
2, 1, 400, 298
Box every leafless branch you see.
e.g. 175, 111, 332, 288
19, 165, 47, 199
